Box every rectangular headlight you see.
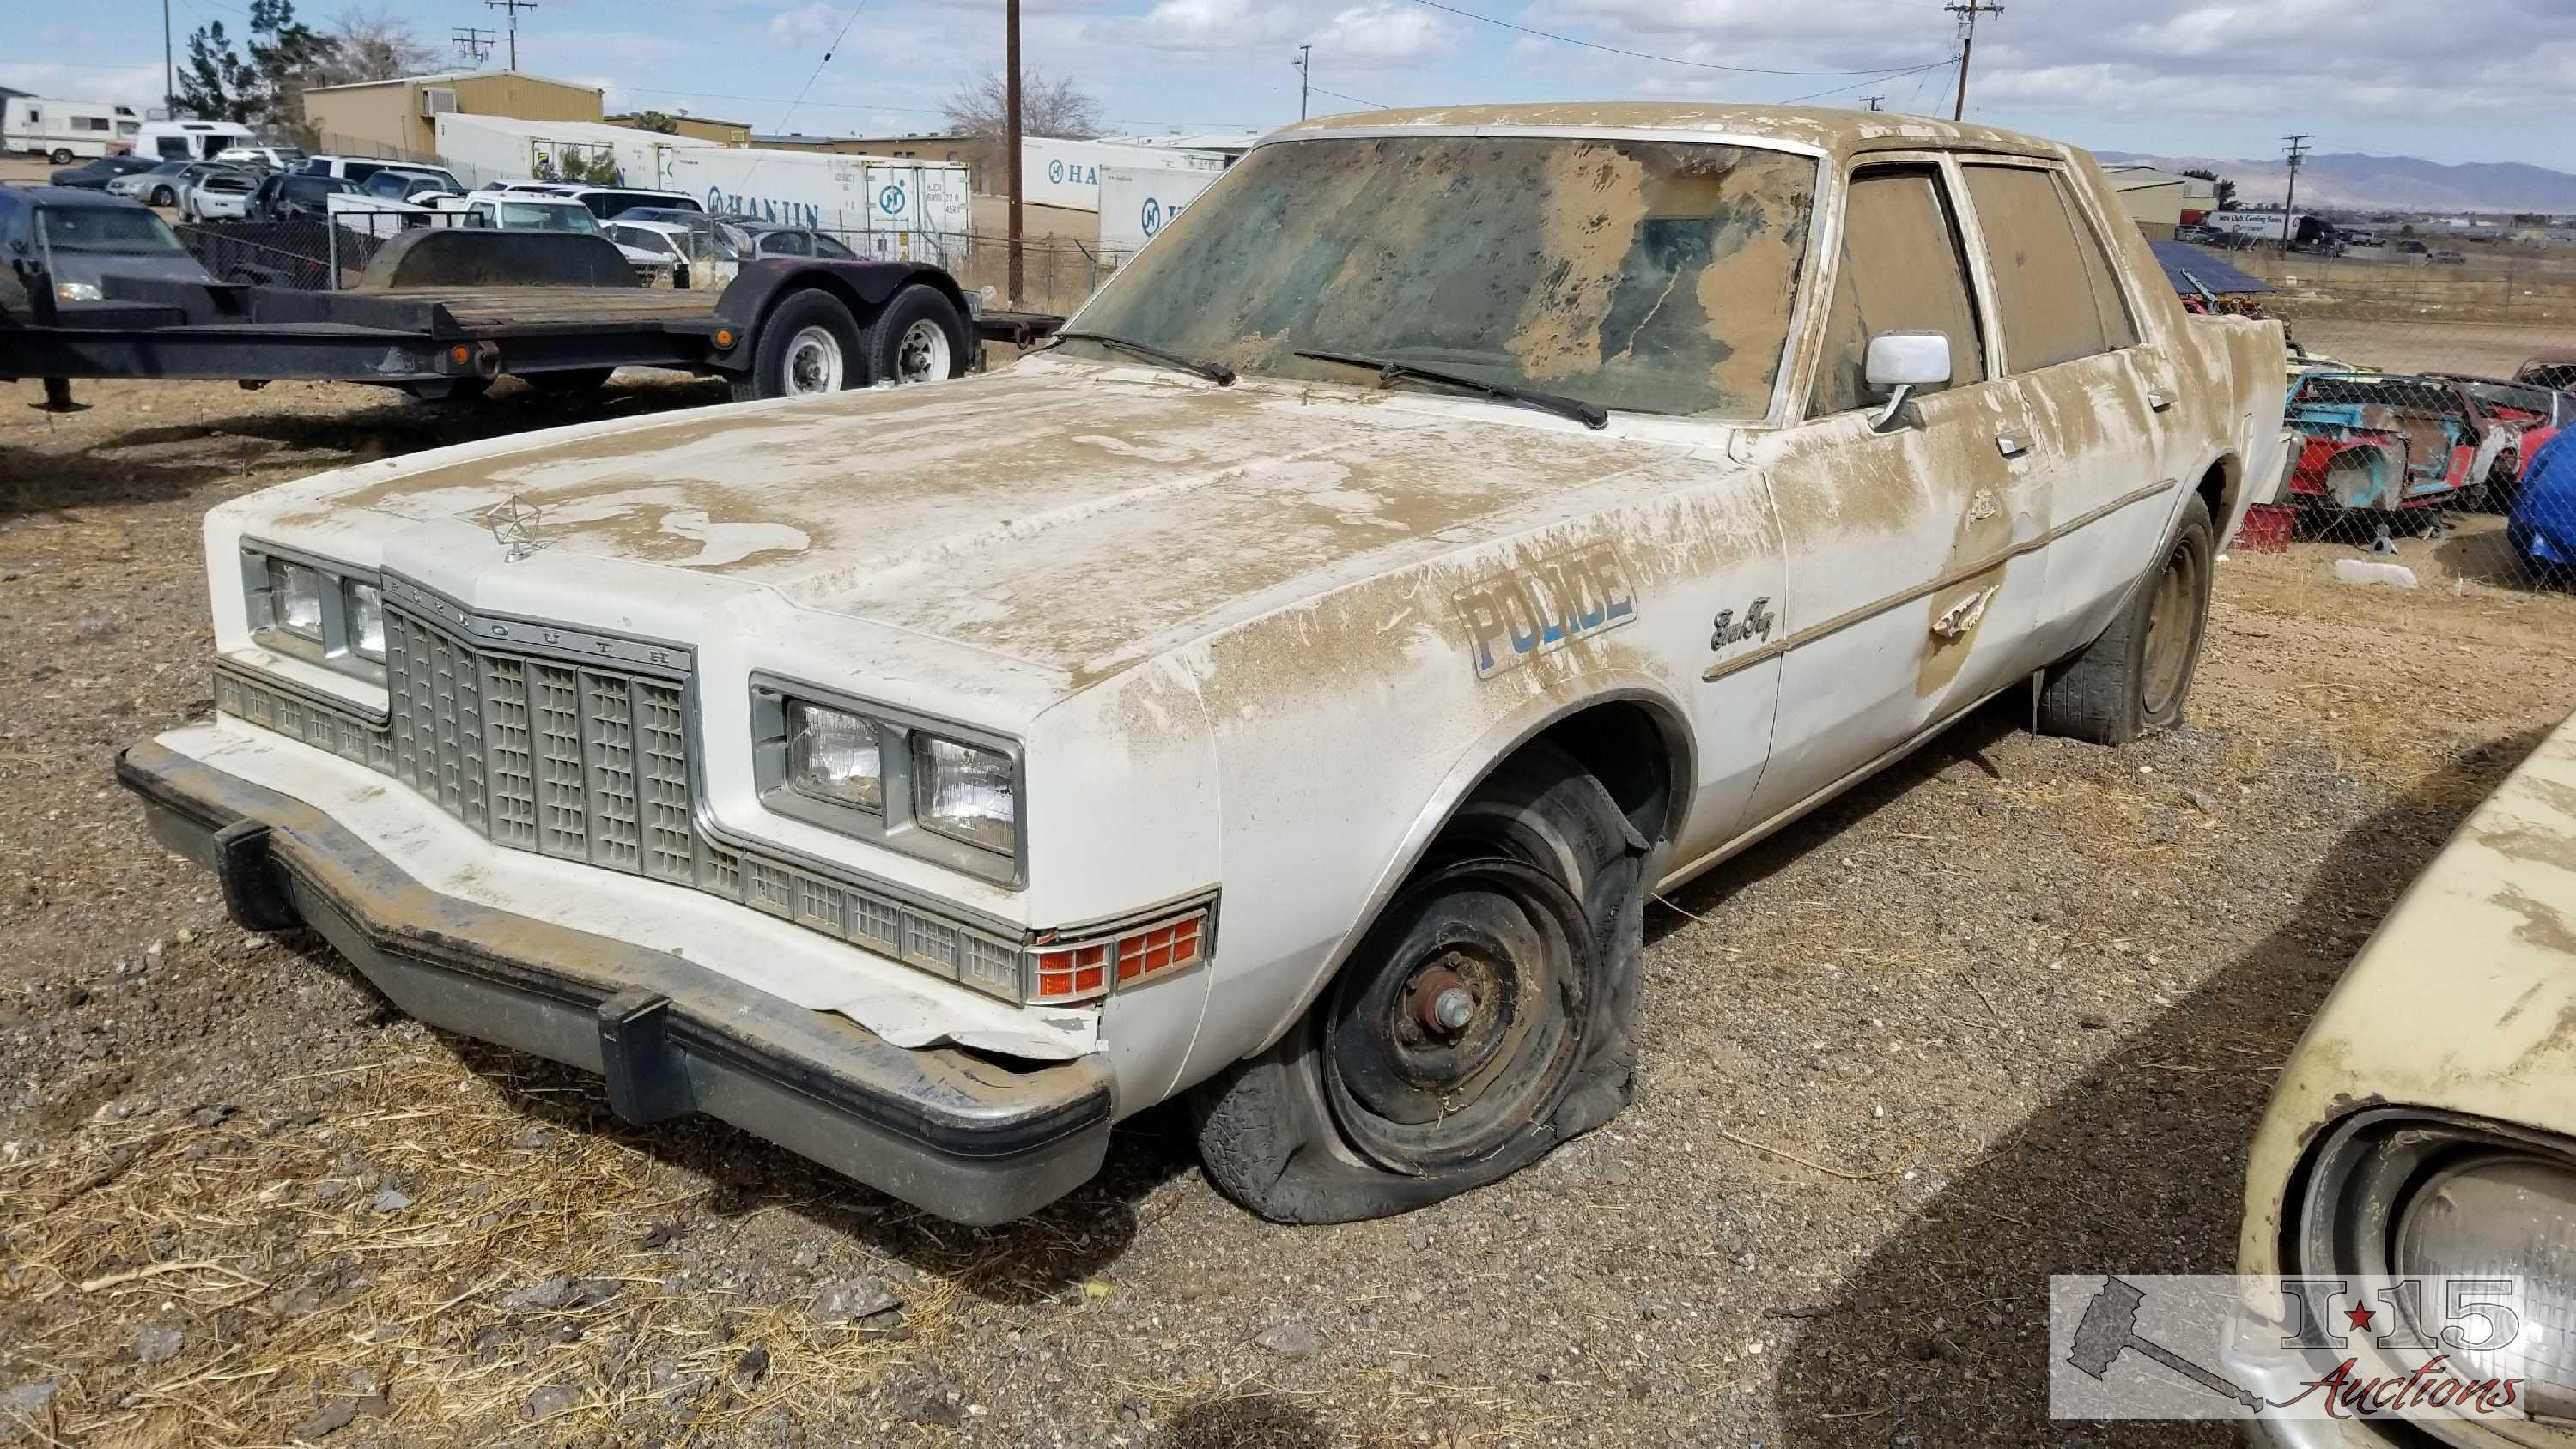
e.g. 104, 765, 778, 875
914, 735, 1016, 854
271, 560, 325, 640
344, 579, 385, 660
786, 700, 883, 812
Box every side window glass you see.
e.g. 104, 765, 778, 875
2057, 172, 2138, 351
1963, 165, 2132, 371
1809, 167, 1986, 420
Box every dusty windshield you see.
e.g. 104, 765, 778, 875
1068, 134, 1817, 420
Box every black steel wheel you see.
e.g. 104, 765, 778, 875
1321, 858, 1590, 1175
1192, 743, 1651, 1223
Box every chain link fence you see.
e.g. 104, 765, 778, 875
2172, 227, 2575, 595
176, 219, 386, 292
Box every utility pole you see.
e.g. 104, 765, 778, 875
1293, 45, 1312, 121
484, 0, 537, 70
1944, 0, 2002, 122
2280, 134, 2312, 252
452, 27, 495, 65
161, 0, 174, 116
1859, 94, 1885, 111
1006, 0, 1023, 303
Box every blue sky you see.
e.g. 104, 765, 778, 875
10, 0, 2571, 172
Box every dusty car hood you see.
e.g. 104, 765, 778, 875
283, 359, 1720, 686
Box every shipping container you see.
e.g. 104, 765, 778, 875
1096, 163, 1221, 254
656, 147, 973, 267
1020, 137, 1225, 212
433, 112, 719, 193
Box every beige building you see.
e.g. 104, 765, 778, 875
607, 113, 751, 146
303, 70, 603, 161
2102, 163, 2189, 239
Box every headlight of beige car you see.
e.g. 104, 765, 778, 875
240, 545, 385, 681
2296, 1109, 2576, 1418
750, 674, 1021, 886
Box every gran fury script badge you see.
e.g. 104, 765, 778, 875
1455, 543, 1637, 680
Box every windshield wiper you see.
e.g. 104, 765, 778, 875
1294, 349, 1608, 430
1046, 330, 1235, 385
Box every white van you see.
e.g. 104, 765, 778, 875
132, 118, 258, 163
3, 99, 143, 163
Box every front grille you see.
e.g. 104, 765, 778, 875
215, 583, 1036, 1003
384, 609, 697, 884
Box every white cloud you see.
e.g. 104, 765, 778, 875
1097, 0, 1459, 67
769, 2, 850, 47
0, 62, 165, 112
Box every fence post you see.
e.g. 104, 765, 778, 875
327, 219, 338, 291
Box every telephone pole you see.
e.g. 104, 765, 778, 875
161, 0, 174, 115
1944, 0, 2003, 122
1006, 0, 1024, 302
1859, 94, 1886, 111
483, 0, 537, 70
2280, 134, 2312, 252
451, 27, 495, 65
1293, 45, 1312, 120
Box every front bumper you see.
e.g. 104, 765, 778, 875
117, 738, 1112, 1226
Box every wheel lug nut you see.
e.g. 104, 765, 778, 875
1432, 987, 1474, 1032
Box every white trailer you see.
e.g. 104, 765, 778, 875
433, 112, 717, 193
1097, 163, 1220, 255
656, 147, 973, 268
1021, 136, 1224, 212
132, 118, 257, 162
3, 99, 142, 162
2206, 209, 2327, 248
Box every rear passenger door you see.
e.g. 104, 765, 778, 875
1953, 161, 2169, 656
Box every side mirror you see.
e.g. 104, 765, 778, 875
1863, 330, 1953, 431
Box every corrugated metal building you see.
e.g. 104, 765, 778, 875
2103, 164, 2189, 239
303, 70, 603, 161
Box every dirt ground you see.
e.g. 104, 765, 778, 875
3, 320, 2574, 1448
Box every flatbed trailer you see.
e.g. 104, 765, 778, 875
2, 231, 1062, 403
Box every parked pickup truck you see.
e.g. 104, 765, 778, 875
119, 105, 2288, 1226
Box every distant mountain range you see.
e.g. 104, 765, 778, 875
2094, 150, 2576, 215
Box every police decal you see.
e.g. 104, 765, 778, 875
1453, 543, 1637, 680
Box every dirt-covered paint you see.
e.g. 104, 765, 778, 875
2234, 710, 2576, 1287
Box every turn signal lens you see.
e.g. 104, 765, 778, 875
1026, 909, 1209, 1005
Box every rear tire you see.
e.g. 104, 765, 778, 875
862, 285, 969, 385
1191, 744, 1649, 1223
49, 149, 73, 167
745, 288, 862, 399
2038, 493, 2214, 746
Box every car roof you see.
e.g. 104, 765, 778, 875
8, 186, 154, 207
1268, 102, 2069, 161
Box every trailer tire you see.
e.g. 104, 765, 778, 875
2038, 493, 2214, 746
744, 288, 863, 399
1191, 743, 1649, 1223
862, 285, 969, 385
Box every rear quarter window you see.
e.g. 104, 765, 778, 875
1963, 164, 2139, 372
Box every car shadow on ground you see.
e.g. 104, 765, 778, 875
1759, 725, 2539, 1446
2433, 519, 2565, 593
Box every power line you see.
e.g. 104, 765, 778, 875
1406, 0, 1947, 77
1780, 55, 1959, 106
1308, 85, 1385, 112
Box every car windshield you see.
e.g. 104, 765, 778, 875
2460, 381, 2552, 415
498, 202, 601, 234
1066, 134, 1818, 420
36, 206, 185, 254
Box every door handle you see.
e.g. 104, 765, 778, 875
2147, 387, 2176, 412
1996, 433, 2029, 458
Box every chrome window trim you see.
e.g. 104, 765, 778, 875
746, 670, 1027, 890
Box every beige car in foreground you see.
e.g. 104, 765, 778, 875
2229, 712, 2576, 1444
